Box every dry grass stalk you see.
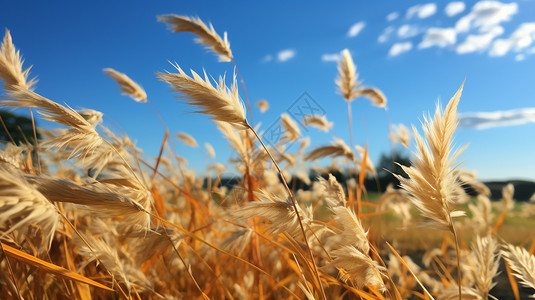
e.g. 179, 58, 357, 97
395, 83, 466, 299
158, 64, 247, 129
25, 175, 150, 229
103, 68, 147, 103
176, 132, 198, 148
470, 235, 500, 299
0, 166, 59, 250
256, 99, 269, 113
389, 123, 410, 148
355, 87, 387, 108
336, 49, 360, 102
502, 183, 515, 210
1, 87, 102, 161
280, 113, 300, 142
305, 137, 355, 162
0, 29, 37, 91
303, 115, 333, 132
157, 14, 232, 62
501, 244, 535, 297
395, 84, 466, 229
77, 108, 104, 126
205, 142, 216, 158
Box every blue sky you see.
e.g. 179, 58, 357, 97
1, 1, 534, 181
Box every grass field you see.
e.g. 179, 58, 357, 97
0, 13, 534, 300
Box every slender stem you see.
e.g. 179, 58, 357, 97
384, 107, 395, 170
0, 114, 16, 145
450, 221, 462, 300
0, 240, 22, 300
445, 201, 462, 300
29, 108, 41, 174
247, 123, 327, 300
231, 59, 254, 125
347, 101, 354, 150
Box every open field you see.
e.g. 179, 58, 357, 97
1, 9, 535, 300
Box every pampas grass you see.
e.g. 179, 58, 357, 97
158, 64, 247, 130
0, 29, 37, 91
395, 83, 466, 299
502, 244, 535, 297
256, 99, 269, 113
303, 115, 333, 132
157, 14, 233, 62
103, 68, 147, 103
1, 16, 533, 300
176, 132, 198, 148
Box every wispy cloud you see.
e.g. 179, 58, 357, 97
459, 107, 535, 129
397, 24, 420, 39
277, 49, 296, 62
419, 27, 457, 49
406, 3, 437, 19
261, 54, 273, 63
386, 12, 399, 21
445, 2, 466, 17
489, 22, 535, 57
455, 1, 517, 33
378, 26, 395, 43
348, 21, 366, 37
456, 26, 504, 54
389, 42, 413, 56
321, 52, 342, 62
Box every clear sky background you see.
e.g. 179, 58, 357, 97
1, 0, 534, 181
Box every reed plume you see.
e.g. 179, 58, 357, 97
303, 115, 333, 132
103, 68, 147, 103
176, 132, 198, 148
0, 29, 37, 91
395, 84, 466, 229
395, 83, 466, 299
0, 166, 59, 250
355, 87, 387, 108
205, 142, 216, 158
1, 87, 102, 161
158, 64, 247, 129
280, 113, 300, 142
336, 49, 359, 102
389, 123, 410, 148
501, 243, 535, 297
157, 14, 232, 62
256, 99, 269, 113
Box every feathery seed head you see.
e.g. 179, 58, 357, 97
158, 64, 248, 130
103, 68, 147, 103
336, 49, 359, 102
157, 14, 233, 62
0, 29, 37, 91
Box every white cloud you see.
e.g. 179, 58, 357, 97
490, 22, 535, 56
445, 1, 466, 17
407, 3, 437, 19
389, 42, 413, 56
456, 26, 504, 54
321, 53, 342, 62
378, 26, 395, 43
387, 12, 399, 21
397, 25, 420, 39
515, 54, 525, 61
459, 108, 535, 129
348, 21, 366, 37
261, 54, 273, 62
455, 1, 518, 33
277, 49, 296, 62
418, 28, 457, 49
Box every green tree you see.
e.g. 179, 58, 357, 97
0, 110, 41, 145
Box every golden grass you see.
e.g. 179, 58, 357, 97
0, 17, 533, 300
